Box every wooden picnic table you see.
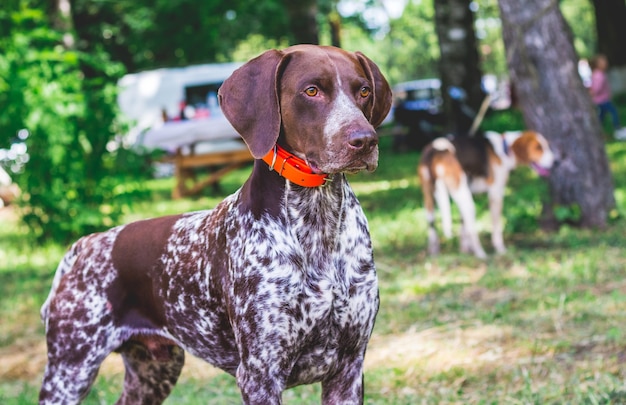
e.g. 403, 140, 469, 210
140, 116, 253, 199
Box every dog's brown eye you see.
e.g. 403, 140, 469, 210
360, 87, 371, 98
305, 87, 318, 97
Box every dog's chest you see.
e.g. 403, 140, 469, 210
243, 185, 378, 383
161, 185, 378, 380
230, 184, 378, 333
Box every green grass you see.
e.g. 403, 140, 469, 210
3, 127, 626, 404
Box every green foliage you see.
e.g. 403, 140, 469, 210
0, 5, 149, 243
474, 0, 507, 75
317, 1, 439, 85
560, 0, 597, 59
379, 0, 440, 83
336, 0, 598, 86
481, 108, 526, 132
553, 203, 582, 223
226, 34, 290, 64
71, 0, 291, 70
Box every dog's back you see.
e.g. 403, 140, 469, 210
451, 135, 493, 179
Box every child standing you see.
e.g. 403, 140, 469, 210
589, 54, 626, 139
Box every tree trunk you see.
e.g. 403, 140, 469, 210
282, 0, 319, 44
591, 0, 626, 66
498, 0, 615, 228
329, 10, 341, 48
434, 0, 485, 135
591, 0, 626, 93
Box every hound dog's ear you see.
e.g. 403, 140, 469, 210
355, 51, 392, 128
219, 49, 285, 159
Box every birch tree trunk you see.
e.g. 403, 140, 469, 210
498, 0, 615, 228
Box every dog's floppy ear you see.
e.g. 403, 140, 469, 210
218, 49, 284, 159
355, 51, 392, 128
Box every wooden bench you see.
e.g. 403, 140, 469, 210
139, 117, 254, 199
164, 141, 253, 199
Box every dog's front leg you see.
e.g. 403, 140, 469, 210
321, 355, 365, 405
231, 272, 300, 404
233, 310, 295, 404
236, 360, 286, 405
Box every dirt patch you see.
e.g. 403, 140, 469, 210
365, 322, 519, 374
95, 351, 226, 380
2, 323, 520, 382
0, 341, 47, 381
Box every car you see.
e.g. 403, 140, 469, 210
392, 79, 445, 151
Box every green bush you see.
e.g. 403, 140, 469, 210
0, 6, 148, 243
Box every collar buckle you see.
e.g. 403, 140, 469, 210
268, 145, 279, 172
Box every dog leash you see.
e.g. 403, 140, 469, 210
501, 133, 510, 155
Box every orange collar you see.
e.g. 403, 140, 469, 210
262, 145, 329, 187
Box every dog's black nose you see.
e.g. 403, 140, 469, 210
348, 130, 378, 152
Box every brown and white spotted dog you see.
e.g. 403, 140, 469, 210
418, 131, 555, 258
39, 45, 392, 404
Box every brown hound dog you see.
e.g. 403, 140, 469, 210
418, 131, 555, 258
39, 45, 391, 404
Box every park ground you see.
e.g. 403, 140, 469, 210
2, 109, 626, 403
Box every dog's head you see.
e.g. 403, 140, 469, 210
509, 130, 555, 177
218, 45, 392, 174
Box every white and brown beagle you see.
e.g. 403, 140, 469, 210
418, 130, 555, 258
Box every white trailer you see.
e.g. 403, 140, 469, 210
117, 62, 243, 144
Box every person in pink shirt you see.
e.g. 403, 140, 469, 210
589, 54, 626, 139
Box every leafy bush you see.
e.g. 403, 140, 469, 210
0, 6, 148, 243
